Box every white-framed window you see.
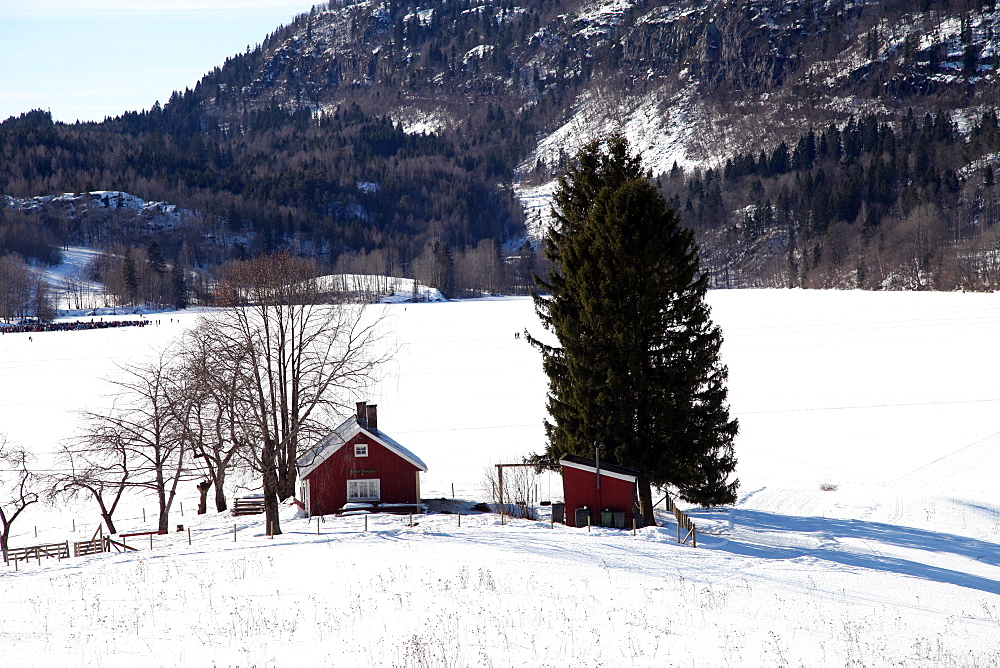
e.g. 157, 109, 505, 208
347, 478, 380, 501
354, 442, 368, 457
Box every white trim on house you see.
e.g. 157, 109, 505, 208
300, 479, 312, 516
296, 417, 428, 480
347, 478, 381, 501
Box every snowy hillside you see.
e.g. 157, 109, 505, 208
1, 291, 999, 665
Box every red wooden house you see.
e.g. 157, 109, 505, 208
559, 454, 639, 528
296, 402, 427, 516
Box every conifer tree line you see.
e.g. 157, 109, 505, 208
663, 110, 1000, 290
530, 137, 738, 517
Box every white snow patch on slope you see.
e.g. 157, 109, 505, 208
392, 107, 448, 134
516, 82, 705, 237
37, 246, 105, 310
513, 180, 559, 239
322, 273, 445, 302
525, 83, 705, 178
574, 0, 637, 37
463, 44, 494, 62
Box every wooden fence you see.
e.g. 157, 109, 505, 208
3, 541, 70, 564
8, 529, 142, 567
663, 495, 697, 547
73, 537, 105, 557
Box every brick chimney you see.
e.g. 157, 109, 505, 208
356, 401, 367, 427
365, 404, 378, 432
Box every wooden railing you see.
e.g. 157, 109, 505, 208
73, 537, 105, 557
104, 537, 138, 553
7, 529, 143, 567
663, 495, 697, 547
3, 541, 70, 564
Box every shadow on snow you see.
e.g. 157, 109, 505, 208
695, 508, 1000, 595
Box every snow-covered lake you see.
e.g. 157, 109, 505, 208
1, 289, 999, 666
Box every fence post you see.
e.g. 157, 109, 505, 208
233, 524, 236, 542
149, 533, 153, 550
458, 513, 461, 528
632, 518, 636, 536
365, 515, 368, 532
693, 527, 696, 549
587, 514, 591, 533
317, 517, 320, 535
188, 527, 191, 546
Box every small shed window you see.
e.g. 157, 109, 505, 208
354, 443, 368, 457
347, 478, 380, 501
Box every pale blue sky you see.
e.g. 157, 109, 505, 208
1, 1, 315, 123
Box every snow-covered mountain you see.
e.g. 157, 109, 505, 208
7, 0, 1000, 289
237, 0, 1000, 176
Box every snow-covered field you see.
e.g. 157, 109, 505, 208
2, 290, 1000, 666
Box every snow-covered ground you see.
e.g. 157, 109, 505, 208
37, 246, 106, 311
2, 289, 1000, 666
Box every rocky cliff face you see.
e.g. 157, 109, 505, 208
214, 0, 1000, 179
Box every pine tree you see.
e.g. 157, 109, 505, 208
529, 136, 738, 518
171, 264, 189, 309
147, 242, 167, 275
122, 249, 139, 306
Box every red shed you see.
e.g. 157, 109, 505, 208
559, 454, 639, 528
296, 402, 427, 516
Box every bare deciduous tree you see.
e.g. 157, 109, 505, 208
0, 435, 40, 556
175, 323, 253, 513
81, 351, 193, 533
46, 437, 132, 535
205, 252, 391, 535
0, 255, 35, 322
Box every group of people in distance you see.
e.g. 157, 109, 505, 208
0, 319, 151, 335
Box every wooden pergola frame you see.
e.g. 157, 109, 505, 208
494, 462, 556, 519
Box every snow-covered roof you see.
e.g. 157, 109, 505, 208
559, 454, 639, 483
297, 415, 428, 479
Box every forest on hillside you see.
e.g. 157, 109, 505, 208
6, 0, 1000, 302
666, 110, 1000, 290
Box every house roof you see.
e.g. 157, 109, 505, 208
296, 415, 428, 479
559, 454, 639, 483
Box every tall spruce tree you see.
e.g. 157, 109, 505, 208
529, 136, 738, 519
171, 264, 189, 309
122, 249, 139, 306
